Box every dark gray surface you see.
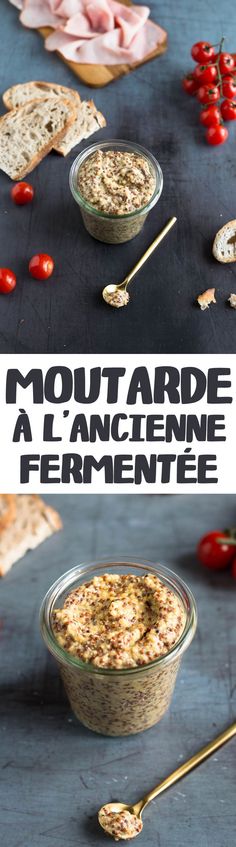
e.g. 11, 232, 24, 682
0, 493, 235, 846
1, 0, 236, 352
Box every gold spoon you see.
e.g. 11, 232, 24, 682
102, 217, 177, 308
98, 721, 236, 841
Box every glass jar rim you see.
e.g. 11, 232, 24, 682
40, 558, 197, 677
69, 139, 163, 220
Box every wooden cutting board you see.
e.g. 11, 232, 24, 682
38, 1, 167, 88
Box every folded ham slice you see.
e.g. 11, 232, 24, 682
10, 0, 167, 65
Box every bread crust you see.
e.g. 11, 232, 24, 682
3, 80, 81, 110
0, 96, 77, 180
212, 220, 236, 264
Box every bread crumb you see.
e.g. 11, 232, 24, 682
228, 293, 236, 309
197, 288, 216, 310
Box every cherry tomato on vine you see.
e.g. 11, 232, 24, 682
11, 182, 34, 205
205, 125, 228, 145
197, 531, 234, 570
0, 268, 16, 294
197, 83, 220, 104
222, 75, 236, 99
199, 105, 221, 127
218, 51, 235, 74
29, 253, 54, 280
191, 41, 216, 64
220, 99, 236, 120
193, 64, 217, 84
182, 74, 199, 95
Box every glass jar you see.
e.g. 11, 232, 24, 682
69, 140, 163, 244
40, 559, 197, 737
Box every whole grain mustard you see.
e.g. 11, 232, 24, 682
52, 573, 185, 669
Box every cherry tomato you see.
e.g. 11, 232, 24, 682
197, 84, 220, 104
218, 52, 235, 74
199, 105, 221, 127
231, 557, 236, 579
193, 64, 217, 84
0, 268, 16, 294
220, 99, 236, 121
29, 253, 54, 280
191, 41, 216, 64
11, 181, 34, 205
182, 74, 199, 95
197, 531, 234, 570
222, 75, 236, 99
205, 125, 229, 145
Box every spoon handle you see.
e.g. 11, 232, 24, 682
136, 722, 236, 814
124, 217, 177, 286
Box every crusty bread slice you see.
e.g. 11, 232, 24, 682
0, 494, 62, 576
3, 82, 106, 157
0, 495, 16, 532
0, 96, 76, 180
54, 99, 106, 156
213, 220, 236, 264
3, 80, 81, 110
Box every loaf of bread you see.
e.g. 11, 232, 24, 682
0, 96, 76, 179
2, 81, 106, 156
0, 495, 62, 576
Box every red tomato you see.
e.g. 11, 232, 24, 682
182, 74, 199, 95
220, 100, 236, 121
231, 558, 236, 579
197, 84, 220, 104
191, 41, 216, 64
0, 268, 16, 294
197, 531, 234, 570
199, 105, 221, 127
29, 253, 54, 280
205, 125, 229, 145
193, 64, 217, 84
218, 52, 235, 74
11, 182, 34, 205
222, 75, 236, 99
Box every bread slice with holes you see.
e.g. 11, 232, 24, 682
212, 220, 236, 263
54, 99, 106, 156
0, 96, 76, 179
0, 494, 62, 576
3, 80, 81, 111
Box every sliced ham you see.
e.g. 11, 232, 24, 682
10, 0, 167, 65
20, 0, 64, 28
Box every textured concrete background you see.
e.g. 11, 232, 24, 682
1, 493, 236, 846
1, 0, 236, 352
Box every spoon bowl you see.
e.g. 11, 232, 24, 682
102, 217, 177, 308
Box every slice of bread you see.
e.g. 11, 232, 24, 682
212, 220, 236, 264
3, 82, 106, 157
0, 96, 76, 179
0, 494, 16, 532
3, 80, 81, 110
54, 99, 106, 156
0, 494, 62, 576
